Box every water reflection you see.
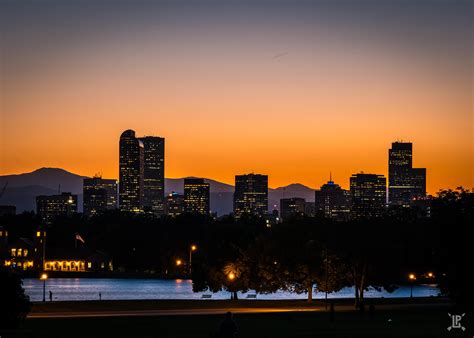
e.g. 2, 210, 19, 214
22, 278, 440, 302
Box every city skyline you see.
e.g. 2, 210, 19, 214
1, 1, 472, 336
0, 136, 468, 194
1, 1, 472, 195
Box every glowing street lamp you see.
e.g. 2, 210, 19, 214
176, 259, 182, 266
189, 245, 197, 275
409, 273, 416, 298
227, 272, 237, 300
40, 273, 48, 302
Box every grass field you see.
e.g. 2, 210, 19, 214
1, 299, 472, 338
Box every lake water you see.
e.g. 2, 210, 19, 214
22, 278, 441, 302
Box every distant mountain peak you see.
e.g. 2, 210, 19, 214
33, 167, 72, 174
277, 183, 314, 189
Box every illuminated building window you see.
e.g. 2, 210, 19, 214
11, 248, 16, 257
36, 231, 41, 237
23, 249, 28, 257
87, 262, 92, 268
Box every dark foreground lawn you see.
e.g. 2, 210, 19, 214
2, 300, 473, 338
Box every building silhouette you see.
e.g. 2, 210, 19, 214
234, 174, 268, 219
350, 173, 386, 219
119, 130, 144, 212
139, 136, 165, 215
388, 142, 426, 206
0, 205, 16, 216
184, 178, 210, 215
280, 197, 306, 221
36, 193, 78, 225
83, 176, 118, 217
166, 192, 185, 217
314, 178, 351, 221
304, 202, 316, 217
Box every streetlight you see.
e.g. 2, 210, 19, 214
176, 259, 182, 266
189, 245, 197, 275
227, 272, 236, 300
409, 273, 416, 298
40, 273, 48, 302
228, 272, 235, 281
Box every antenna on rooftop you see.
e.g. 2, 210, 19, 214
58, 184, 61, 193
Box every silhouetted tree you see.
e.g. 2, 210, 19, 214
433, 188, 473, 308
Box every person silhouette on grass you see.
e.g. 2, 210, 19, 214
218, 312, 238, 338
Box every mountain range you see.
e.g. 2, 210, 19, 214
0, 168, 316, 216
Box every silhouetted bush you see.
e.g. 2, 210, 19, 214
0, 267, 31, 329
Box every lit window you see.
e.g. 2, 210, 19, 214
36, 231, 41, 237
11, 248, 16, 257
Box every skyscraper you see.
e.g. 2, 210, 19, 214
36, 193, 78, 225
280, 197, 306, 221
83, 176, 118, 217
184, 178, 210, 215
350, 173, 386, 219
388, 142, 426, 206
139, 136, 165, 215
314, 178, 351, 221
119, 130, 144, 212
234, 174, 268, 219
166, 192, 185, 217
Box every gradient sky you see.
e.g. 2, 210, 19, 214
0, 0, 472, 192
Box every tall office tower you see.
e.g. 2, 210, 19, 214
233, 174, 268, 219
350, 173, 386, 219
314, 178, 351, 221
166, 192, 185, 217
184, 178, 210, 215
280, 197, 306, 221
139, 136, 165, 215
119, 130, 144, 212
83, 176, 118, 217
388, 142, 426, 206
36, 193, 78, 225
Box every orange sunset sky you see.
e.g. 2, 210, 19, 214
0, 1, 472, 193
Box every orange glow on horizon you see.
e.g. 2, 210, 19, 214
1, 6, 471, 194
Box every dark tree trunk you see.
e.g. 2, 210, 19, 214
359, 261, 367, 308
353, 267, 359, 308
307, 284, 313, 303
